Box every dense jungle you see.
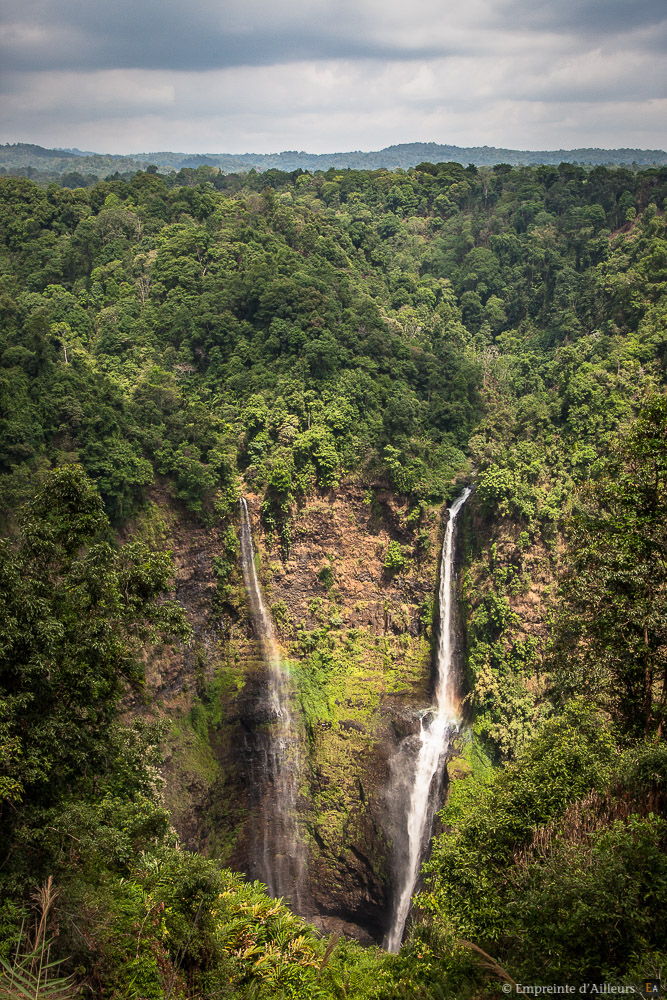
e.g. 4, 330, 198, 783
0, 158, 666, 998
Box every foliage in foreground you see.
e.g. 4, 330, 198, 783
416, 704, 667, 990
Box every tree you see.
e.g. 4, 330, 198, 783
552, 395, 667, 738
0, 465, 190, 888
419, 701, 617, 948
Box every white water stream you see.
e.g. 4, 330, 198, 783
239, 498, 305, 908
385, 487, 471, 952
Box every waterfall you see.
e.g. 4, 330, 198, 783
385, 487, 471, 953
238, 498, 305, 908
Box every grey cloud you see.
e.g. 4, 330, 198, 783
1, 0, 665, 155
2, 0, 665, 77
0, 0, 446, 72
495, 0, 666, 36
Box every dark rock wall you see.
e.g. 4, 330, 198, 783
126, 483, 449, 942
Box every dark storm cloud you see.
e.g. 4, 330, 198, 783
0, 0, 445, 73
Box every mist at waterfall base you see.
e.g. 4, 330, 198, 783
385, 487, 472, 953
238, 498, 306, 910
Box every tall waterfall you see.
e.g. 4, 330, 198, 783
385, 487, 471, 952
238, 498, 305, 908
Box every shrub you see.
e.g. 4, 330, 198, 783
384, 540, 406, 572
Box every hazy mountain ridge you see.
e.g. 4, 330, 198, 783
2, 139, 666, 182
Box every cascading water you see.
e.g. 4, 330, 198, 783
238, 498, 306, 909
385, 487, 471, 952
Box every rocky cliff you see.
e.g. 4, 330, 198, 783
125, 482, 457, 942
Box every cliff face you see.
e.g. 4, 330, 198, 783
263, 486, 441, 940
127, 483, 448, 942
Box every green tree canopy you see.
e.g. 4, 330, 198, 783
0, 465, 190, 891
553, 395, 667, 738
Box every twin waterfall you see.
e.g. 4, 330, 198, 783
238, 488, 469, 943
386, 487, 471, 952
238, 498, 305, 909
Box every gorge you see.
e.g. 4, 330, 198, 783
235, 485, 472, 945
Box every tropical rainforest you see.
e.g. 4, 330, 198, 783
0, 158, 666, 999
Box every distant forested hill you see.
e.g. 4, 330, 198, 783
1, 139, 666, 186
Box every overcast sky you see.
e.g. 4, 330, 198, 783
1, 0, 666, 154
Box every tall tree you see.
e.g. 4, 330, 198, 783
553, 395, 667, 737
0, 465, 189, 887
